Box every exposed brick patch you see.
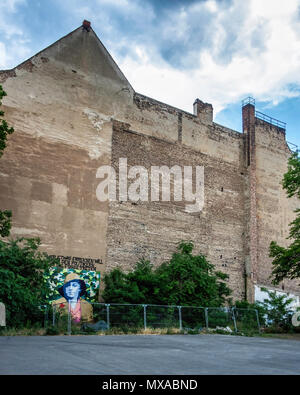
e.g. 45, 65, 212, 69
17, 60, 35, 73
0, 69, 17, 83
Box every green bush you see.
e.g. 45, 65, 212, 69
256, 288, 295, 332
102, 241, 232, 308
234, 299, 266, 328
45, 326, 60, 336
207, 308, 231, 329
0, 237, 58, 327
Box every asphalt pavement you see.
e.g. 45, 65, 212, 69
0, 334, 300, 375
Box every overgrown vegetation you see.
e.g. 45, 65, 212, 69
0, 237, 298, 335
0, 238, 58, 327
234, 288, 299, 333
256, 287, 299, 333
102, 241, 232, 307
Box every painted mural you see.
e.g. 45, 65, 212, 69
45, 268, 100, 323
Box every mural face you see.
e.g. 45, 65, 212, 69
65, 281, 81, 300
44, 268, 100, 323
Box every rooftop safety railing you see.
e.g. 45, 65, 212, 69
242, 97, 256, 107
287, 141, 299, 153
255, 110, 286, 130
242, 97, 287, 130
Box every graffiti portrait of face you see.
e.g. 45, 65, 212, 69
65, 281, 81, 301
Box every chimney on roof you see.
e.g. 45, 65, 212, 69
193, 98, 213, 124
82, 20, 91, 32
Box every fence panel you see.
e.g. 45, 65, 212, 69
146, 305, 179, 329
206, 307, 235, 330
91, 303, 107, 324
78, 303, 108, 332
38, 303, 261, 334
181, 307, 206, 330
30, 304, 49, 329
51, 302, 69, 334
234, 308, 260, 332
108, 304, 144, 329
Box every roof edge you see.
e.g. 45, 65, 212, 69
0, 24, 135, 92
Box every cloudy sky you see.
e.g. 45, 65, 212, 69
0, 0, 299, 147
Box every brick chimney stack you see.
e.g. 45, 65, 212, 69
242, 97, 255, 167
242, 97, 258, 302
82, 20, 91, 32
193, 99, 213, 124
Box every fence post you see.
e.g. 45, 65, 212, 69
178, 306, 182, 331
143, 305, 147, 330
52, 305, 56, 327
232, 308, 238, 333
255, 309, 261, 333
67, 304, 72, 336
205, 308, 208, 330
0, 302, 5, 328
44, 305, 48, 328
106, 304, 110, 330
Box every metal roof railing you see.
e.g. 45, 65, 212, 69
255, 110, 286, 130
242, 97, 255, 107
287, 141, 299, 153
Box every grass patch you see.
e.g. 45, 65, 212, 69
0, 327, 47, 336
94, 327, 184, 336
259, 333, 300, 341
0, 325, 278, 338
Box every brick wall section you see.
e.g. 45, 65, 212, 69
106, 121, 247, 301
254, 119, 299, 294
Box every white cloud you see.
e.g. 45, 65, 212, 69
0, 0, 30, 69
112, 0, 300, 115
0, 43, 9, 69
205, 0, 218, 13
0, 0, 26, 35
2, 0, 300, 119
0, 0, 25, 12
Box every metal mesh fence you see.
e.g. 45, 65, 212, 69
206, 307, 235, 330
39, 302, 260, 335
108, 304, 144, 329
234, 308, 260, 333
181, 307, 206, 330
145, 305, 179, 329
30, 304, 49, 329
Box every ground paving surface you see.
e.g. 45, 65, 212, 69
0, 334, 300, 375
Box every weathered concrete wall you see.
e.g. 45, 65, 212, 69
0, 27, 134, 281
126, 93, 243, 167
254, 119, 299, 294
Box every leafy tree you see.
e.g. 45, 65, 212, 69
0, 84, 14, 237
0, 210, 12, 238
155, 241, 232, 307
257, 287, 295, 331
270, 152, 300, 284
102, 259, 161, 305
0, 237, 58, 327
102, 241, 232, 307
